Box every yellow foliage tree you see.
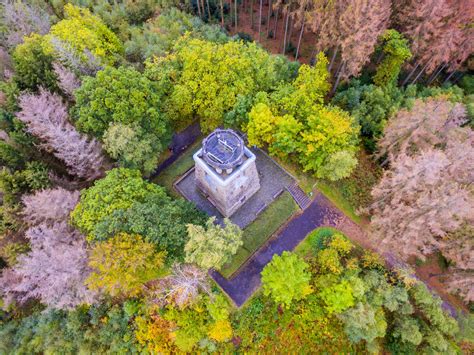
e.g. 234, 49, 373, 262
46, 4, 123, 65
86, 233, 165, 297
135, 315, 176, 353
246, 103, 281, 147
208, 320, 233, 342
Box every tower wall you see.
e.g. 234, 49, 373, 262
194, 147, 260, 217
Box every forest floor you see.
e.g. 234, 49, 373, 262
227, 1, 316, 63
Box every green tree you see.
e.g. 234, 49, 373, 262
73, 66, 169, 140
317, 150, 358, 181
317, 277, 355, 314
46, 4, 123, 65
261, 251, 313, 308
373, 30, 412, 87
103, 123, 162, 175
333, 80, 409, 151
184, 217, 243, 270
86, 233, 165, 297
339, 302, 387, 353
93, 193, 206, 261
163, 37, 283, 132
298, 105, 358, 179
71, 168, 164, 238
12, 34, 57, 92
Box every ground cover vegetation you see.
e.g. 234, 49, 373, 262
0, 0, 472, 353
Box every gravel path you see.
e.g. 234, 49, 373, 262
210, 192, 352, 306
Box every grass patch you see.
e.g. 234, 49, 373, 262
152, 139, 202, 196
220, 191, 298, 278
294, 227, 340, 257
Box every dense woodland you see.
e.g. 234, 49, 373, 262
0, 0, 473, 353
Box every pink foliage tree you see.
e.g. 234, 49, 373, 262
1, 0, 51, 48
53, 62, 81, 99
0, 222, 97, 309
395, 0, 474, 75
16, 88, 108, 181
21, 187, 79, 227
370, 98, 474, 303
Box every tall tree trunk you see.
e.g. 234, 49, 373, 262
287, 16, 294, 48
328, 47, 338, 73
201, 0, 206, 20
412, 61, 430, 84
452, 72, 464, 85
401, 62, 419, 86
282, 10, 289, 54
250, 0, 254, 29
295, 19, 305, 60
206, 0, 211, 20
196, 0, 202, 18
267, 0, 272, 37
219, 0, 224, 27
258, 0, 263, 40
443, 70, 457, 85
427, 63, 447, 85
235, 0, 238, 27
331, 61, 345, 95
376, 51, 384, 65
273, 8, 279, 39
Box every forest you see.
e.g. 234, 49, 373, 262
0, 0, 473, 353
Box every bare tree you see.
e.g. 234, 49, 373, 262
49, 36, 103, 77
145, 264, 210, 308
369, 99, 474, 303
21, 187, 79, 227
16, 88, 108, 181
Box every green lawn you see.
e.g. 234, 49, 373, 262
220, 191, 298, 278
294, 227, 341, 257
152, 138, 202, 196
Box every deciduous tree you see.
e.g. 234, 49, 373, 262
12, 34, 57, 92
86, 233, 166, 298
184, 217, 243, 270
261, 251, 312, 308
103, 123, 162, 175
373, 30, 412, 87
46, 4, 123, 66
71, 168, 165, 237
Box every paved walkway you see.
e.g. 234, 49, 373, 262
210, 192, 357, 306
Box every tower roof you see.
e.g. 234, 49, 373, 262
202, 129, 244, 171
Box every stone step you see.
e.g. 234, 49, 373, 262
286, 183, 311, 210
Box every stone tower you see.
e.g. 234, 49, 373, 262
193, 129, 260, 217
